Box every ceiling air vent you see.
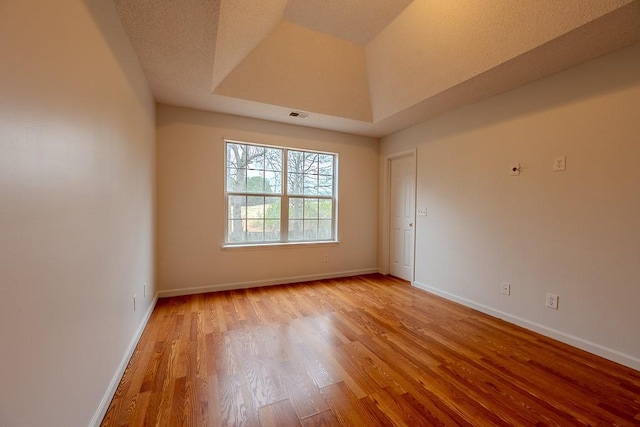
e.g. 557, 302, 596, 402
289, 111, 309, 119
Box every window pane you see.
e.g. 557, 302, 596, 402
228, 196, 246, 218
246, 145, 265, 169
318, 154, 333, 175
304, 199, 319, 219
303, 175, 318, 196
265, 197, 281, 219
318, 220, 332, 240
247, 196, 264, 219
265, 220, 280, 241
317, 175, 333, 196
319, 199, 332, 219
247, 219, 264, 241
265, 171, 281, 194
305, 152, 319, 174
288, 172, 304, 195
289, 219, 303, 240
304, 220, 318, 240
289, 198, 303, 219
227, 168, 246, 192
227, 143, 246, 168
228, 196, 246, 242
228, 220, 246, 243
264, 148, 282, 171
246, 169, 265, 193
288, 150, 304, 174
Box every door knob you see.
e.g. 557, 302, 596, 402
409, 223, 413, 227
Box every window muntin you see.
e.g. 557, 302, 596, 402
225, 141, 336, 245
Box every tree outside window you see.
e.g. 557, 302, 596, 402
225, 141, 336, 245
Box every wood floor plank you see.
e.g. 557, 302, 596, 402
200, 375, 221, 427
127, 391, 151, 427
321, 381, 388, 427
217, 372, 253, 426
299, 409, 341, 427
368, 386, 440, 427
102, 274, 640, 426
279, 361, 330, 419
258, 398, 301, 427
290, 317, 366, 398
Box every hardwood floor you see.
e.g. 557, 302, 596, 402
101, 274, 640, 426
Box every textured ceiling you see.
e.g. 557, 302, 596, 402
114, 0, 640, 137
283, 0, 413, 45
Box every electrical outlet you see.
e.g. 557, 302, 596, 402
133, 295, 137, 311
546, 293, 559, 310
553, 156, 566, 171
501, 282, 511, 295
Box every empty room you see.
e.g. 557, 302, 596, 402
2, 0, 640, 426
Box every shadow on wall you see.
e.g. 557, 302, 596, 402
82, 0, 156, 117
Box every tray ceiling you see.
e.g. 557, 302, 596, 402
115, 0, 640, 137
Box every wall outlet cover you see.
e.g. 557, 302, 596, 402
553, 156, 566, 171
546, 293, 559, 309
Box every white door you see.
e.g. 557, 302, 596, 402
389, 155, 415, 281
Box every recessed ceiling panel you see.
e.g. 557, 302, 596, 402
115, 0, 640, 137
283, 0, 413, 45
215, 22, 372, 122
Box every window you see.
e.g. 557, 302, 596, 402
225, 140, 337, 245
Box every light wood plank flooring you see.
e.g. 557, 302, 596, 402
102, 274, 640, 426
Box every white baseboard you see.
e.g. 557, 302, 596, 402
90, 295, 159, 427
158, 268, 379, 298
413, 281, 640, 371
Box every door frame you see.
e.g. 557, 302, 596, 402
380, 148, 417, 284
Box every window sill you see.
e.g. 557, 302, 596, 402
222, 241, 339, 251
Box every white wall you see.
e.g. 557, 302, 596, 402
0, 1, 156, 426
381, 43, 640, 369
156, 105, 379, 295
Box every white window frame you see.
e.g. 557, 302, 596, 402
224, 139, 338, 246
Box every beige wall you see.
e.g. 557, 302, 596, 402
156, 105, 379, 295
0, 1, 156, 426
380, 43, 640, 369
